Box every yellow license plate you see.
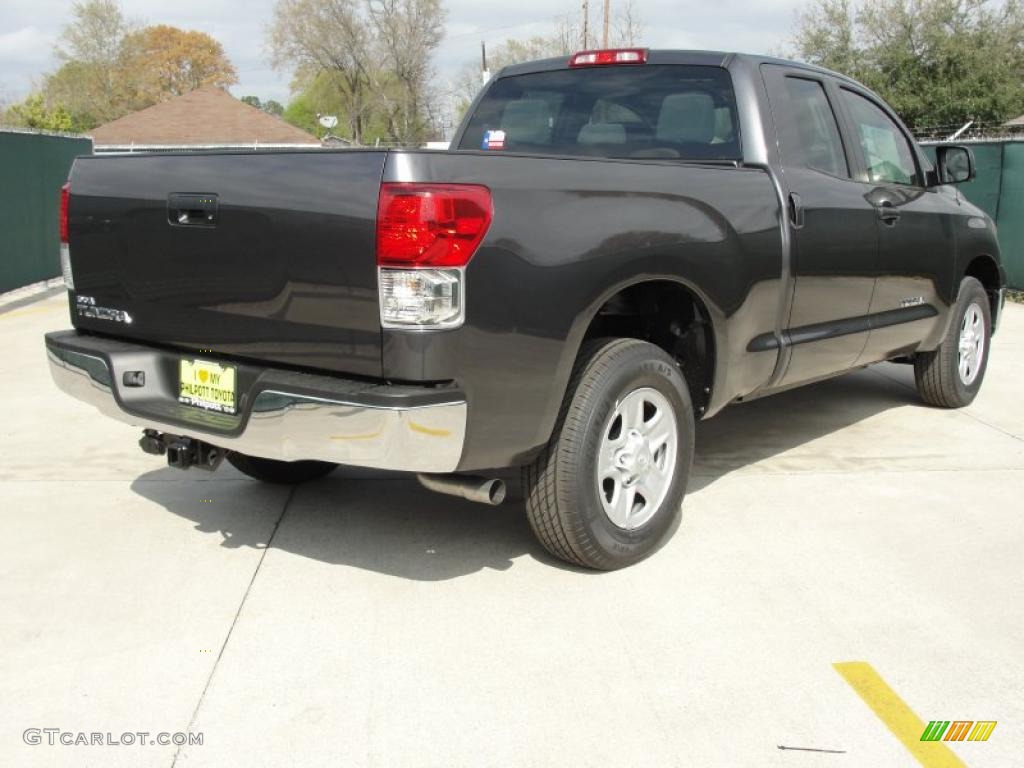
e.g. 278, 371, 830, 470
179, 359, 237, 414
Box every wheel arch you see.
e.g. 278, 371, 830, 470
566, 275, 724, 417
963, 253, 1004, 326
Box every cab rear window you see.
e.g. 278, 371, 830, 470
457, 65, 741, 162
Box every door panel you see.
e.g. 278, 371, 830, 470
834, 88, 955, 363
761, 66, 878, 387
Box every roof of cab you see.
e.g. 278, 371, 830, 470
497, 49, 854, 86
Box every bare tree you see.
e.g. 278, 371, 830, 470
268, 0, 374, 142
269, 0, 445, 145
367, 0, 446, 144
56, 0, 133, 65
52, 0, 137, 123
613, 0, 645, 46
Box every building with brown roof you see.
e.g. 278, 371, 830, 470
90, 87, 320, 151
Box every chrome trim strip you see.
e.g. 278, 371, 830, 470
47, 348, 466, 473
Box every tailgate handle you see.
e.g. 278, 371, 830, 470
168, 193, 218, 227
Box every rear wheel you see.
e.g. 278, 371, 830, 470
523, 338, 694, 570
914, 277, 991, 408
226, 452, 336, 484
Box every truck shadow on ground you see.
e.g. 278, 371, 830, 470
688, 363, 918, 492
130, 365, 919, 580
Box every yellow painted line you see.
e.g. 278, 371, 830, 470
408, 421, 451, 437
833, 661, 967, 768
329, 428, 384, 441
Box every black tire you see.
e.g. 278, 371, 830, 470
523, 338, 695, 570
914, 277, 992, 408
226, 452, 336, 484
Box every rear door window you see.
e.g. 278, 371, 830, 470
457, 65, 741, 161
781, 76, 849, 178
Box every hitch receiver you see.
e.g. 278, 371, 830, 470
139, 429, 225, 472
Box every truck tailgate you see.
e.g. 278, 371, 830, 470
67, 150, 386, 377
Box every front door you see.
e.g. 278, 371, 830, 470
762, 66, 879, 387
834, 86, 956, 363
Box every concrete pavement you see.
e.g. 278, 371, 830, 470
2, 292, 1022, 767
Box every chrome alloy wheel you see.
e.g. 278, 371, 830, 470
958, 302, 986, 386
597, 387, 678, 530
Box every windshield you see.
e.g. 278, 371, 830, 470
457, 64, 741, 162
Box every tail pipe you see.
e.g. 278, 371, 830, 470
417, 473, 507, 506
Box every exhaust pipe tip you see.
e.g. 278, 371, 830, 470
417, 473, 507, 506
483, 478, 507, 505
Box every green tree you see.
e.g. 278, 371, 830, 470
282, 90, 319, 135
10, 0, 238, 132
791, 0, 1024, 131
242, 95, 286, 116
118, 24, 237, 104
282, 69, 392, 142
5, 94, 74, 132
39, 60, 111, 130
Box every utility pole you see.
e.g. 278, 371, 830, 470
582, 0, 589, 48
480, 41, 489, 85
602, 0, 610, 47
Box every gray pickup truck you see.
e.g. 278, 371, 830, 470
46, 49, 1005, 569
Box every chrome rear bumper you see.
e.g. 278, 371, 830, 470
45, 331, 466, 472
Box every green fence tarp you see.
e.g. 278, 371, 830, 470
954, 143, 1002, 220
0, 131, 92, 293
999, 143, 1024, 289
924, 140, 1024, 288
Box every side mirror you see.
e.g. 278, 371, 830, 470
932, 145, 975, 186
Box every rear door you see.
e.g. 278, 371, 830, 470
68, 150, 386, 377
762, 66, 878, 386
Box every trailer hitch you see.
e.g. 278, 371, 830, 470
139, 429, 226, 472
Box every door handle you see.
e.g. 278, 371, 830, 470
168, 193, 218, 227
877, 199, 901, 225
788, 192, 804, 229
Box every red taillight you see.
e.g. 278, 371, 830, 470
59, 182, 70, 243
569, 48, 648, 67
376, 183, 493, 267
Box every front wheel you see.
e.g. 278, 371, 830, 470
914, 277, 992, 408
523, 338, 695, 570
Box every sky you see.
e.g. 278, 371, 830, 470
0, 0, 804, 110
